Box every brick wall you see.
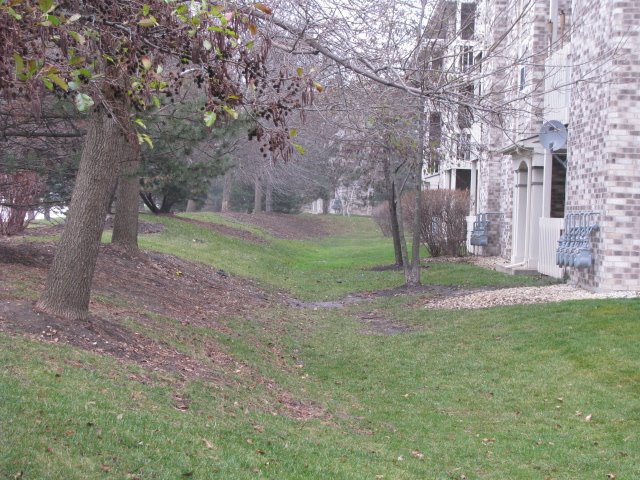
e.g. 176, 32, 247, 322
567, 0, 640, 291
478, 0, 550, 260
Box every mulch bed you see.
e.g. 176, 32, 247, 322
0, 237, 326, 419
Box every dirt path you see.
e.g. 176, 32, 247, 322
287, 284, 469, 309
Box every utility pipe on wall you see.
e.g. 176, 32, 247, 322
549, 0, 558, 45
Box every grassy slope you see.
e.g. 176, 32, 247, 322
137, 213, 554, 300
2, 213, 638, 479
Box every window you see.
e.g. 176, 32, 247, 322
456, 134, 472, 162
475, 52, 483, 95
431, 52, 444, 72
457, 83, 475, 129
519, 65, 526, 91
460, 45, 474, 72
427, 112, 442, 172
460, 2, 477, 40
428, 112, 442, 148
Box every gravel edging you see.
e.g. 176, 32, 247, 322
424, 284, 639, 310
424, 256, 639, 310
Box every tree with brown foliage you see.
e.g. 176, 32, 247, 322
1, 0, 314, 320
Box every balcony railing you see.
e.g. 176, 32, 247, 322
544, 43, 572, 124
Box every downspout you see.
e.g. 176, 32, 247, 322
549, 0, 558, 46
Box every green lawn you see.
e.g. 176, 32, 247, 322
2, 213, 638, 479
136, 213, 554, 300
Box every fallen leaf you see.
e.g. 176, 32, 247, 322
411, 450, 424, 459
585, 414, 593, 422
202, 438, 213, 449
246, 438, 254, 445
606, 474, 616, 480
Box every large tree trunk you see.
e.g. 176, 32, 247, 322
382, 153, 403, 266
406, 106, 426, 287
265, 174, 273, 213
37, 108, 128, 320
406, 173, 422, 286
253, 174, 262, 214
394, 179, 410, 272
321, 194, 330, 214
159, 195, 173, 213
221, 169, 233, 212
140, 192, 160, 214
185, 200, 197, 212
111, 141, 140, 250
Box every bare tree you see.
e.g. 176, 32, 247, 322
251, 0, 609, 284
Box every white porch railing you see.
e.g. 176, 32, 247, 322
538, 217, 564, 278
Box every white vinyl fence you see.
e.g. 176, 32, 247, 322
538, 217, 564, 278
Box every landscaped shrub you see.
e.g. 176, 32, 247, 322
372, 189, 469, 257
410, 189, 469, 257
0, 170, 43, 236
371, 202, 392, 237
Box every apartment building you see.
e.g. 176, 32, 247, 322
422, 0, 481, 192
467, 0, 640, 291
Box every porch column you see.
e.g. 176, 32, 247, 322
527, 166, 545, 268
542, 150, 553, 217
470, 160, 478, 215
512, 162, 529, 264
